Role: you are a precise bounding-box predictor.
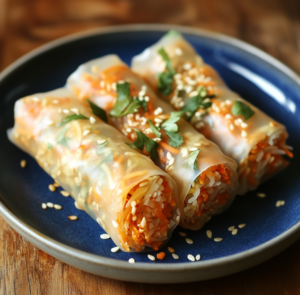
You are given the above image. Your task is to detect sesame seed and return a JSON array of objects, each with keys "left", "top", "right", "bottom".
[
  {"left": 46, "top": 120, "right": 54, "bottom": 126},
  {"left": 183, "top": 63, "right": 192, "bottom": 70},
  {"left": 228, "top": 226, "right": 235, "bottom": 231},
  {"left": 97, "top": 139, "right": 107, "bottom": 145},
  {"left": 189, "top": 147, "right": 198, "bottom": 151},
  {"left": 187, "top": 254, "right": 195, "bottom": 262},
  {"left": 172, "top": 253, "right": 179, "bottom": 260},
  {"left": 194, "top": 143, "right": 202, "bottom": 147},
  {"left": 83, "top": 130, "right": 90, "bottom": 136},
  {"left": 46, "top": 202, "right": 54, "bottom": 208},
  {"left": 68, "top": 215, "right": 78, "bottom": 220},
  {"left": 225, "top": 114, "right": 232, "bottom": 120},
  {"left": 139, "top": 181, "right": 149, "bottom": 187},
  {"left": 186, "top": 238, "right": 193, "bottom": 244},
  {"left": 100, "top": 81, "right": 105, "bottom": 88},
  {"left": 206, "top": 230, "right": 212, "bottom": 238},
  {"left": 48, "top": 184, "right": 56, "bottom": 192},
  {"left": 241, "top": 122, "right": 248, "bottom": 128},
  {"left": 52, "top": 100, "right": 59, "bottom": 104},
  {"left": 111, "top": 247, "right": 119, "bottom": 253},
  {"left": 131, "top": 201, "right": 136, "bottom": 207},
  {"left": 195, "top": 254, "right": 201, "bottom": 261},
  {"left": 238, "top": 224, "right": 246, "bottom": 228},
  {"left": 112, "top": 220, "right": 118, "bottom": 228},
  {"left": 179, "top": 232, "right": 187, "bottom": 237},
  {"left": 100, "top": 233, "right": 110, "bottom": 240},
  {"left": 269, "top": 121, "right": 276, "bottom": 127},
  {"left": 154, "top": 118, "right": 163, "bottom": 123},
  {"left": 166, "top": 152, "right": 172, "bottom": 160},
  {"left": 276, "top": 200, "right": 285, "bottom": 207},
  {"left": 20, "top": 160, "right": 27, "bottom": 168},
  {"left": 241, "top": 131, "right": 248, "bottom": 138},
  {"left": 128, "top": 258, "right": 135, "bottom": 264},
  {"left": 148, "top": 254, "right": 155, "bottom": 261},
  {"left": 42, "top": 203, "right": 47, "bottom": 209},
  {"left": 60, "top": 191, "right": 70, "bottom": 197},
  {"left": 168, "top": 247, "right": 175, "bottom": 253},
  {"left": 91, "top": 65, "right": 99, "bottom": 74},
  {"left": 63, "top": 109, "right": 70, "bottom": 114},
  {"left": 90, "top": 116, "right": 96, "bottom": 124},
  {"left": 154, "top": 107, "right": 163, "bottom": 115},
  {"left": 70, "top": 108, "right": 79, "bottom": 114},
  {"left": 257, "top": 193, "right": 266, "bottom": 198},
  {"left": 141, "top": 217, "right": 146, "bottom": 228},
  {"left": 175, "top": 48, "right": 183, "bottom": 56},
  {"left": 232, "top": 229, "right": 238, "bottom": 235},
  {"left": 54, "top": 204, "right": 62, "bottom": 210},
  {"left": 169, "top": 158, "right": 175, "bottom": 165},
  {"left": 229, "top": 124, "right": 234, "bottom": 131},
  {"left": 214, "top": 238, "right": 223, "bottom": 242}
]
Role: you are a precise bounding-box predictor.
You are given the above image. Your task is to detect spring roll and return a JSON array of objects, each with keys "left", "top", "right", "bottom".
[
  {"left": 132, "top": 31, "right": 293, "bottom": 195},
  {"left": 8, "top": 88, "right": 180, "bottom": 252},
  {"left": 67, "top": 55, "right": 238, "bottom": 230}
]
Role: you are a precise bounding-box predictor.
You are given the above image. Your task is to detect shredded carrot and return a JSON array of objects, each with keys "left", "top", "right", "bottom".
[
  {"left": 117, "top": 155, "right": 125, "bottom": 164},
  {"left": 159, "top": 142, "right": 179, "bottom": 154},
  {"left": 113, "top": 154, "right": 118, "bottom": 161},
  {"left": 284, "top": 148, "right": 293, "bottom": 158},
  {"left": 157, "top": 252, "right": 166, "bottom": 260}
]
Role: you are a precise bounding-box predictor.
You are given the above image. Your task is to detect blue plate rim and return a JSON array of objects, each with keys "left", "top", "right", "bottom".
[{"left": 1, "top": 23, "right": 300, "bottom": 282}]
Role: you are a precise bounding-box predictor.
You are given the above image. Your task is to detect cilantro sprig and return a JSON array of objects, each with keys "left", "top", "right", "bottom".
[
  {"left": 187, "top": 149, "right": 201, "bottom": 170},
  {"left": 148, "top": 119, "right": 161, "bottom": 138},
  {"left": 128, "top": 130, "right": 159, "bottom": 161},
  {"left": 58, "top": 114, "right": 88, "bottom": 126},
  {"left": 110, "top": 82, "right": 147, "bottom": 117},
  {"left": 231, "top": 100, "right": 255, "bottom": 120},
  {"left": 181, "top": 86, "right": 212, "bottom": 121},
  {"left": 87, "top": 100, "right": 108, "bottom": 123},
  {"left": 157, "top": 48, "right": 176, "bottom": 95}
]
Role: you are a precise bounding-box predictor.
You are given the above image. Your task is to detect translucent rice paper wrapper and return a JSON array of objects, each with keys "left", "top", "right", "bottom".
[
  {"left": 8, "top": 88, "right": 180, "bottom": 251},
  {"left": 67, "top": 55, "right": 239, "bottom": 230},
  {"left": 131, "top": 32, "right": 291, "bottom": 195}
]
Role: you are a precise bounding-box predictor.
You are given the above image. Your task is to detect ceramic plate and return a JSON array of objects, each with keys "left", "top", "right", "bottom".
[{"left": 0, "top": 24, "right": 300, "bottom": 284}]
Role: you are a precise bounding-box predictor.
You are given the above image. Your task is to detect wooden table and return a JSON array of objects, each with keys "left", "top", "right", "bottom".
[{"left": 1, "top": 0, "right": 300, "bottom": 293}]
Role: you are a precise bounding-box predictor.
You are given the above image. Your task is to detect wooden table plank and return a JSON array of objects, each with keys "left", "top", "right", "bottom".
[{"left": 1, "top": 0, "right": 300, "bottom": 293}]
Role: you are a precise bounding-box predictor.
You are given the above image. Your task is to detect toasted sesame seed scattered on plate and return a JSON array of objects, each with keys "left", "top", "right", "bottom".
[
  {"left": 276, "top": 200, "right": 285, "bottom": 207},
  {"left": 168, "top": 247, "right": 175, "bottom": 253},
  {"left": 257, "top": 193, "right": 266, "bottom": 198},
  {"left": 187, "top": 254, "right": 195, "bottom": 262},
  {"left": 148, "top": 255, "right": 155, "bottom": 261},
  {"left": 232, "top": 229, "right": 238, "bottom": 235},
  {"left": 111, "top": 247, "right": 119, "bottom": 253},
  {"left": 238, "top": 224, "right": 246, "bottom": 228},
  {"left": 54, "top": 204, "right": 62, "bottom": 210},
  {"left": 46, "top": 202, "right": 54, "bottom": 208},
  {"left": 172, "top": 253, "right": 179, "bottom": 260},
  {"left": 214, "top": 238, "right": 223, "bottom": 242},
  {"left": 128, "top": 258, "right": 135, "bottom": 264},
  {"left": 41, "top": 203, "right": 47, "bottom": 209},
  {"left": 60, "top": 191, "right": 70, "bottom": 197},
  {"left": 100, "top": 234, "right": 110, "bottom": 240},
  {"left": 206, "top": 230, "right": 212, "bottom": 238},
  {"left": 186, "top": 238, "right": 193, "bottom": 244},
  {"left": 196, "top": 254, "right": 201, "bottom": 261},
  {"left": 228, "top": 226, "right": 235, "bottom": 231},
  {"left": 20, "top": 160, "right": 27, "bottom": 168},
  {"left": 179, "top": 232, "right": 187, "bottom": 237},
  {"left": 48, "top": 184, "right": 56, "bottom": 192},
  {"left": 53, "top": 181, "right": 60, "bottom": 188},
  {"left": 68, "top": 215, "right": 78, "bottom": 221}
]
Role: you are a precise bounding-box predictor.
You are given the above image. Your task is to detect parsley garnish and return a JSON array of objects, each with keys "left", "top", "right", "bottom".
[
  {"left": 96, "top": 141, "right": 109, "bottom": 155},
  {"left": 86, "top": 100, "right": 108, "bottom": 123},
  {"left": 100, "top": 153, "right": 113, "bottom": 165},
  {"left": 58, "top": 114, "right": 88, "bottom": 126},
  {"left": 157, "top": 48, "right": 176, "bottom": 95},
  {"left": 57, "top": 127, "right": 70, "bottom": 148},
  {"left": 181, "top": 86, "right": 212, "bottom": 121},
  {"left": 161, "top": 111, "right": 183, "bottom": 132},
  {"left": 187, "top": 149, "right": 201, "bottom": 170},
  {"left": 148, "top": 119, "right": 161, "bottom": 138},
  {"left": 126, "top": 142, "right": 137, "bottom": 149},
  {"left": 131, "top": 130, "right": 159, "bottom": 161},
  {"left": 164, "top": 130, "right": 184, "bottom": 148},
  {"left": 110, "top": 82, "right": 147, "bottom": 117},
  {"left": 231, "top": 100, "right": 255, "bottom": 120}
]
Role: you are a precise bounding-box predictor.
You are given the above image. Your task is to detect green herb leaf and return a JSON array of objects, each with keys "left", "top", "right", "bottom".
[
  {"left": 187, "top": 149, "right": 201, "bottom": 170},
  {"left": 110, "top": 82, "right": 132, "bottom": 116},
  {"left": 57, "top": 127, "right": 70, "bottom": 148},
  {"left": 86, "top": 100, "right": 108, "bottom": 123},
  {"left": 231, "top": 100, "right": 255, "bottom": 120},
  {"left": 164, "top": 130, "right": 184, "bottom": 148},
  {"left": 181, "top": 86, "right": 212, "bottom": 121},
  {"left": 132, "top": 131, "right": 159, "bottom": 161},
  {"left": 101, "top": 153, "right": 113, "bottom": 165},
  {"left": 148, "top": 119, "right": 161, "bottom": 138},
  {"left": 110, "top": 82, "right": 147, "bottom": 116},
  {"left": 126, "top": 142, "right": 137, "bottom": 149},
  {"left": 48, "top": 143, "right": 53, "bottom": 150},
  {"left": 164, "top": 30, "right": 181, "bottom": 38},
  {"left": 157, "top": 48, "right": 176, "bottom": 95},
  {"left": 161, "top": 111, "right": 183, "bottom": 132},
  {"left": 58, "top": 114, "right": 88, "bottom": 126},
  {"left": 96, "top": 141, "right": 108, "bottom": 155}
]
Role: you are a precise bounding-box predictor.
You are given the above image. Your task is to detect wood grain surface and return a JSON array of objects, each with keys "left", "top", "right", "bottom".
[{"left": 0, "top": 0, "right": 300, "bottom": 294}]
